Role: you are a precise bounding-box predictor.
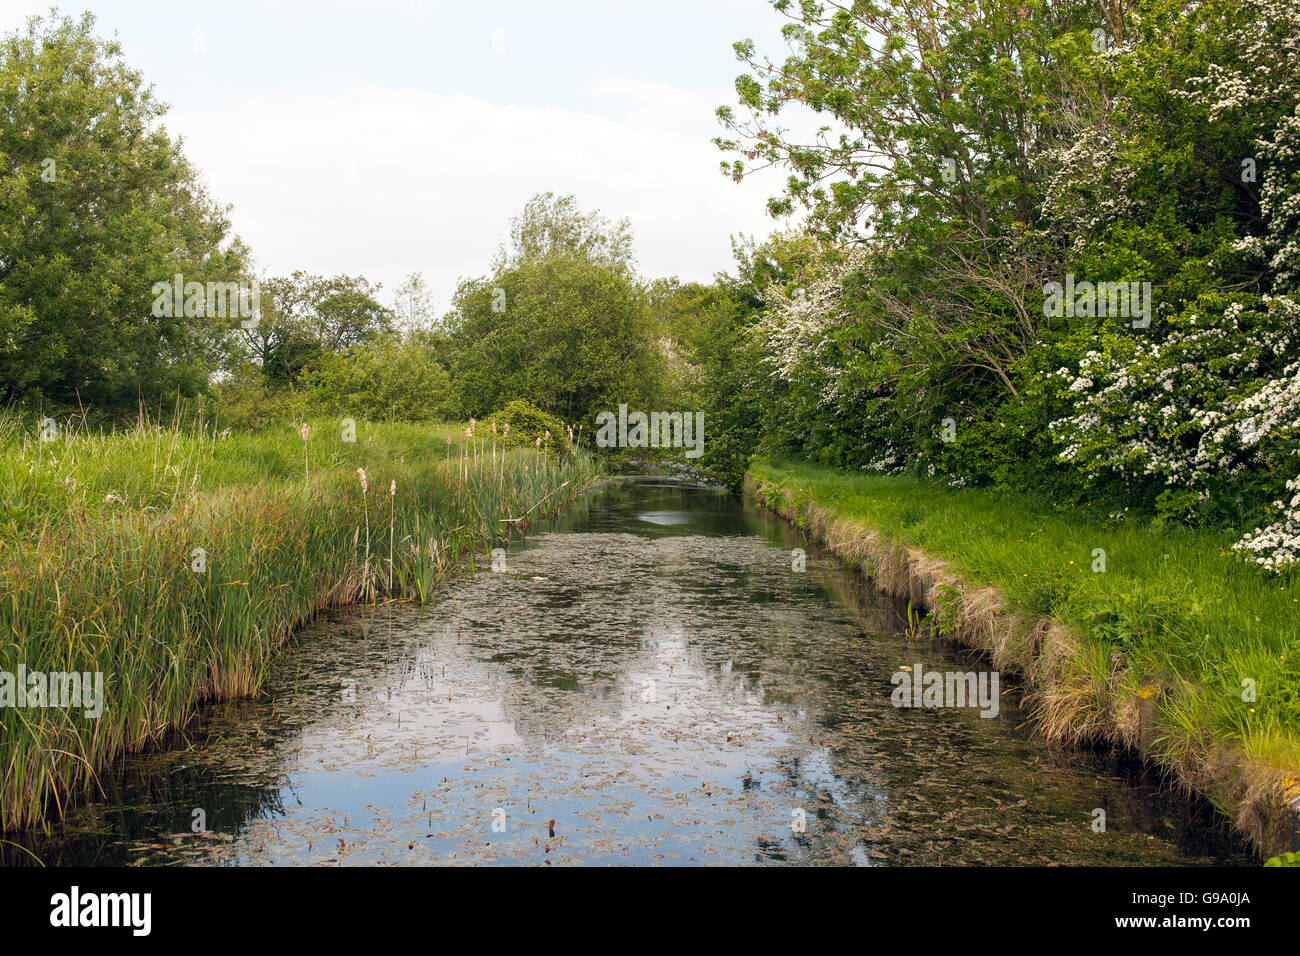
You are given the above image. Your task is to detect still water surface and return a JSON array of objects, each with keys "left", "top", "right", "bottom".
[{"left": 5, "top": 480, "right": 1249, "bottom": 866}]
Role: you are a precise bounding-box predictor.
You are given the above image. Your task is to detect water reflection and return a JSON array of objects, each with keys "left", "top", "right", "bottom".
[{"left": 2, "top": 479, "right": 1250, "bottom": 866}]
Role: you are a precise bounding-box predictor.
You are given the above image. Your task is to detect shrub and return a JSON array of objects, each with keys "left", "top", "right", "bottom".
[
  {"left": 300, "top": 336, "right": 454, "bottom": 422},
  {"left": 486, "top": 399, "right": 572, "bottom": 455}
]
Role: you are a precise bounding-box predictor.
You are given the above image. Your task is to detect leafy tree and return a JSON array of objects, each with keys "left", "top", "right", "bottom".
[
  {"left": 238, "top": 271, "right": 392, "bottom": 385},
  {"left": 491, "top": 192, "right": 635, "bottom": 273},
  {"left": 446, "top": 194, "right": 663, "bottom": 432},
  {"left": 671, "top": 231, "right": 823, "bottom": 487},
  {"left": 711, "top": 0, "right": 1103, "bottom": 485},
  {"left": 393, "top": 272, "right": 437, "bottom": 332},
  {"left": 301, "top": 333, "right": 453, "bottom": 422},
  {"left": 0, "top": 12, "right": 249, "bottom": 411}
]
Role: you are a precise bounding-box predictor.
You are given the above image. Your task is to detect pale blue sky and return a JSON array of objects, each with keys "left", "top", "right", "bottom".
[{"left": 4, "top": 0, "right": 803, "bottom": 311}]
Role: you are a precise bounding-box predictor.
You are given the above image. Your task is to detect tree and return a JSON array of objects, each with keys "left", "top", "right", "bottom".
[
  {"left": 0, "top": 12, "right": 249, "bottom": 411},
  {"left": 492, "top": 192, "right": 635, "bottom": 273},
  {"left": 237, "top": 271, "right": 392, "bottom": 385},
  {"left": 393, "top": 272, "right": 437, "bottom": 332},
  {"left": 301, "top": 333, "right": 454, "bottom": 422},
  {"left": 446, "top": 194, "right": 662, "bottom": 429}
]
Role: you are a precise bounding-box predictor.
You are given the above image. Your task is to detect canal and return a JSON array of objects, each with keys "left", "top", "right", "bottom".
[{"left": 2, "top": 479, "right": 1249, "bottom": 865}]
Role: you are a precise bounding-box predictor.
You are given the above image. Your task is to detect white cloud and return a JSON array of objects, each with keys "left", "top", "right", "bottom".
[{"left": 167, "top": 79, "right": 784, "bottom": 313}]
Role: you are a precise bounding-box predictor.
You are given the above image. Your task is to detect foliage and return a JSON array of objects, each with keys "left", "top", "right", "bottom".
[
  {"left": 238, "top": 271, "right": 393, "bottom": 386},
  {"left": 0, "top": 12, "right": 248, "bottom": 412},
  {"left": 300, "top": 333, "right": 453, "bottom": 422},
  {"left": 699, "top": 0, "right": 1300, "bottom": 573},
  {"left": 446, "top": 193, "right": 664, "bottom": 433},
  {"left": 752, "top": 458, "right": 1300, "bottom": 839},
  {"left": 0, "top": 411, "right": 599, "bottom": 830},
  {"left": 486, "top": 399, "right": 572, "bottom": 455}
]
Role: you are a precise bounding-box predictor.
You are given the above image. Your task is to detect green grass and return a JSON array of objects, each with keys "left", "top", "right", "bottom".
[
  {"left": 0, "top": 411, "right": 600, "bottom": 831},
  {"left": 751, "top": 458, "right": 1300, "bottom": 840}
]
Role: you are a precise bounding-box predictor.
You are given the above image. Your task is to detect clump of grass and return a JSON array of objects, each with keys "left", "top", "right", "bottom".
[{"left": 0, "top": 411, "right": 600, "bottom": 831}]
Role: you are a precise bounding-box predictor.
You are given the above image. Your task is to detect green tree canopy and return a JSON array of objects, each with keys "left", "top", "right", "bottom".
[
  {"left": 0, "top": 11, "right": 249, "bottom": 411},
  {"left": 239, "top": 271, "right": 392, "bottom": 386},
  {"left": 447, "top": 194, "right": 663, "bottom": 431}
]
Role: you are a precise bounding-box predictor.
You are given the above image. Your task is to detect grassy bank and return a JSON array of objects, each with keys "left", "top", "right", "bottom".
[
  {"left": 749, "top": 459, "right": 1300, "bottom": 857},
  {"left": 0, "top": 413, "right": 599, "bottom": 832}
]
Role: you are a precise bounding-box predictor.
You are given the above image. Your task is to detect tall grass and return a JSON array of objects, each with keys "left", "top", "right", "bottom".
[{"left": 0, "top": 411, "right": 599, "bottom": 831}]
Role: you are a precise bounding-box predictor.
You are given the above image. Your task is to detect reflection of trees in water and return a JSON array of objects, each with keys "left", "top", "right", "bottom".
[
  {"left": 459, "top": 529, "right": 874, "bottom": 743},
  {"left": 0, "top": 759, "right": 289, "bottom": 867}
]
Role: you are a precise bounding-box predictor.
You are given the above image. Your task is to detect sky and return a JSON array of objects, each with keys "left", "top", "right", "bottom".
[{"left": 2, "top": 0, "right": 803, "bottom": 313}]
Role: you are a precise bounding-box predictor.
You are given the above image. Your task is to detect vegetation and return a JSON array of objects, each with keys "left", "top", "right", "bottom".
[
  {"left": 0, "top": 12, "right": 251, "bottom": 410},
  {"left": 443, "top": 193, "right": 666, "bottom": 428},
  {"left": 696, "top": 0, "right": 1300, "bottom": 577},
  {"left": 0, "top": 411, "right": 598, "bottom": 830},
  {"left": 751, "top": 459, "right": 1300, "bottom": 851},
  {"left": 5, "top": 0, "right": 1300, "bottom": 856},
  {"left": 686, "top": 0, "right": 1300, "bottom": 852},
  {"left": 486, "top": 399, "right": 573, "bottom": 455}
]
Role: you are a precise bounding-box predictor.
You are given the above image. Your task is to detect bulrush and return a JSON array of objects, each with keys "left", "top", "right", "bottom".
[
  {"left": 0, "top": 414, "right": 599, "bottom": 831},
  {"left": 299, "top": 422, "right": 312, "bottom": 478},
  {"left": 357, "top": 467, "right": 370, "bottom": 595}
]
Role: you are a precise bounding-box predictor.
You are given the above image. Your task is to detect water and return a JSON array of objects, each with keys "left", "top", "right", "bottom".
[{"left": 3, "top": 479, "right": 1250, "bottom": 866}]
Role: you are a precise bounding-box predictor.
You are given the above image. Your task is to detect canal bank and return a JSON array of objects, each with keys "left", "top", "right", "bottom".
[{"left": 746, "top": 462, "right": 1300, "bottom": 860}]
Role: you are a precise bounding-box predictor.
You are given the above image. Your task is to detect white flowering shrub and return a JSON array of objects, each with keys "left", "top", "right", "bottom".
[
  {"left": 1051, "top": 295, "right": 1300, "bottom": 556},
  {"left": 1180, "top": 0, "right": 1300, "bottom": 292},
  {"left": 1236, "top": 478, "right": 1300, "bottom": 572},
  {"left": 1041, "top": 0, "right": 1300, "bottom": 571},
  {"left": 715, "top": 0, "right": 1300, "bottom": 573},
  {"left": 756, "top": 244, "right": 870, "bottom": 410}
]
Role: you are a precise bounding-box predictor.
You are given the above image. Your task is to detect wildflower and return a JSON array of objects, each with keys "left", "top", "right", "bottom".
[
  {"left": 357, "top": 468, "right": 368, "bottom": 494},
  {"left": 389, "top": 479, "right": 396, "bottom": 497}
]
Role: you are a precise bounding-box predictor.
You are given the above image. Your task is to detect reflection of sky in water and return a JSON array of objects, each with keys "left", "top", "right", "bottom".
[
  {"left": 4, "top": 481, "right": 1250, "bottom": 867},
  {"left": 636, "top": 511, "right": 696, "bottom": 526}
]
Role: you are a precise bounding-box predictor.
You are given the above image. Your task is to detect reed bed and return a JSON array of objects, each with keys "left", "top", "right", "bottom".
[{"left": 0, "top": 412, "right": 599, "bottom": 831}]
